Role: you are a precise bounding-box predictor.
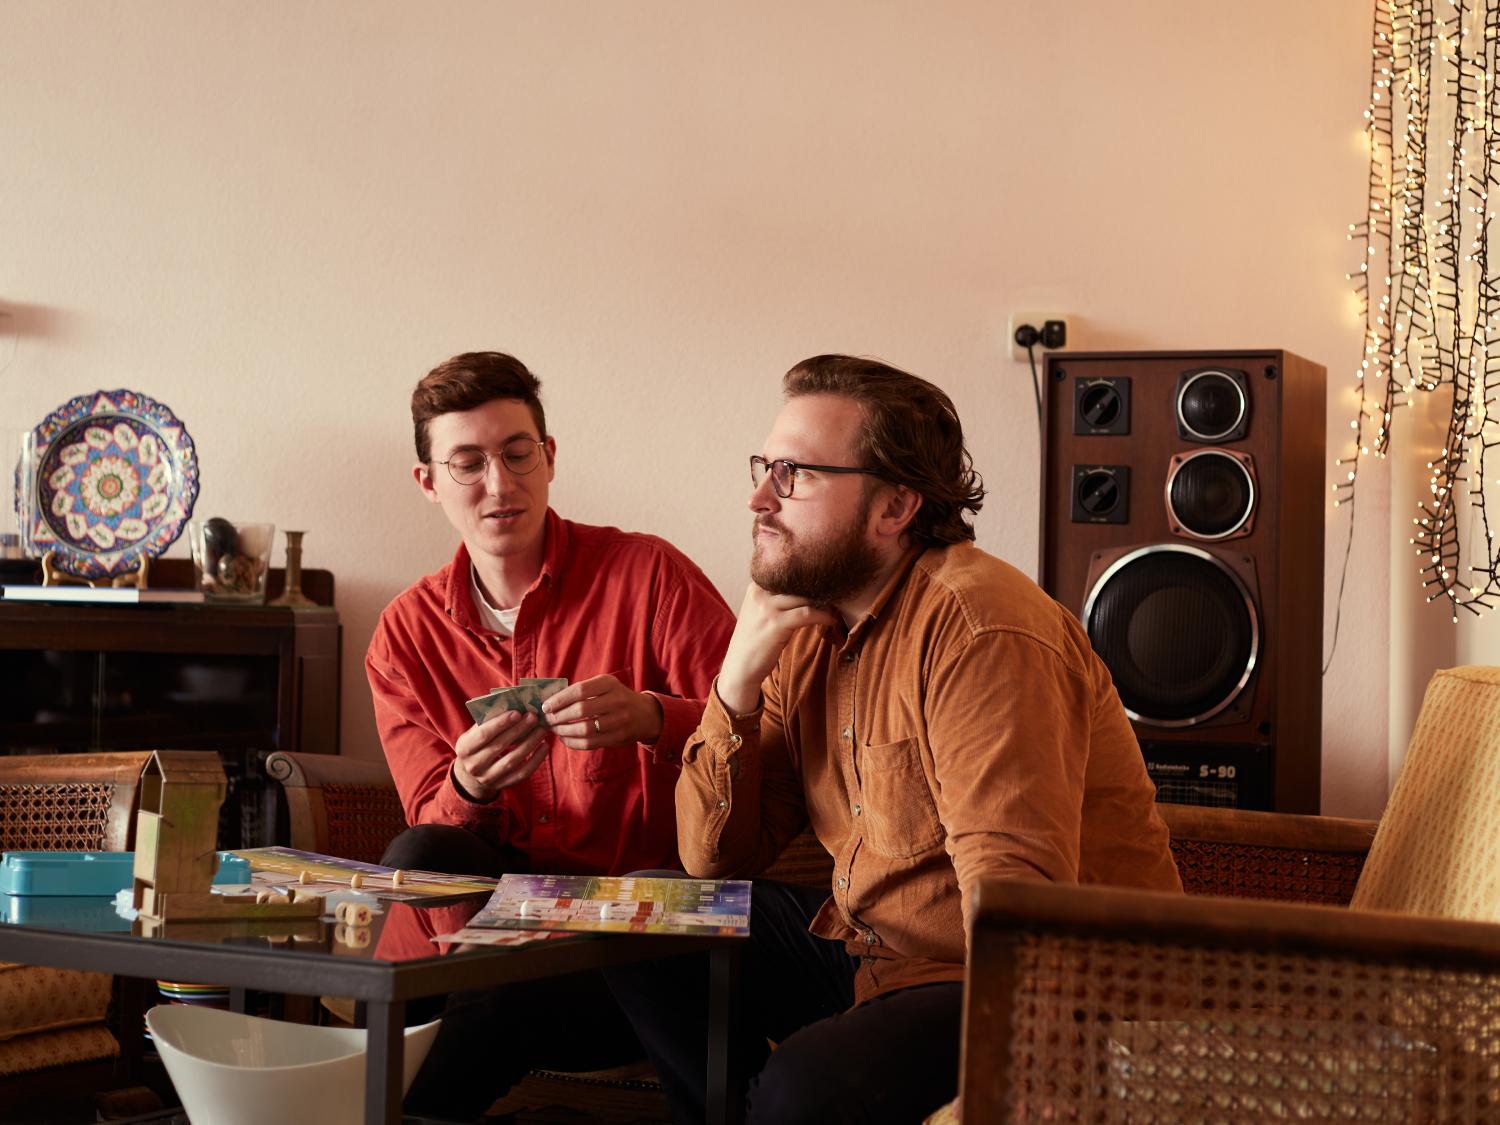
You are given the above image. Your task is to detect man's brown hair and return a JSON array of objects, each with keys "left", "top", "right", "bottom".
[
  {"left": 783, "top": 354, "right": 985, "bottom": 547},
  {"left": 411, "top": 351, "right": 547, "bottom": 463}
]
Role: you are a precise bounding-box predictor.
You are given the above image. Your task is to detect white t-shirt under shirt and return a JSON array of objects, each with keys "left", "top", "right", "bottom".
[{"left": 469, "top": 565, "right": 520, "bottom": 637}]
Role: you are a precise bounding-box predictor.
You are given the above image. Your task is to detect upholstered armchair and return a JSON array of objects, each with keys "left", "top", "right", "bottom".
[
  {"left": 0, "top": 751, "right": 153, "bottom": 1108},
  {"left": 957, "top": 665, "right": 1500, "bottom": 1123}
]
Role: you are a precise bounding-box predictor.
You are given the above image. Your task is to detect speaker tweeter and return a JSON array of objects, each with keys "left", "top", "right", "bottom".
[{"left": 1176, "top": 368, "right": 1249, "bottom": 443}]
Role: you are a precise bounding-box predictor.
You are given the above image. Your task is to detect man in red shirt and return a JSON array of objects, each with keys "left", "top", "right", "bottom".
[{"left": 365, "top": 351, "right": 734, "bottom": 1119}]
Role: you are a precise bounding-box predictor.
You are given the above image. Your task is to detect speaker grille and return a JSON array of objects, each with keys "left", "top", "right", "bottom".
[
  {"left": 1167, "top": 450, "right": 1255, "bottom": 539},
  {"left": 1084, "top": 546, "right": 1259, "bottom": 726},
  {"left": 1177, "top": 369, "right": 1248, "bottom": 441}
]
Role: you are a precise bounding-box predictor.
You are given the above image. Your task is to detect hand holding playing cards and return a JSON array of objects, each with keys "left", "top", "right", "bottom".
[
  {"left": 452, "top": 709, "right": 549, "bottom": 802},
  {"left": 716, "top": 584, "right": 839, "bottom": 716},
  {"left": 543, "top": 675, "right": 664, "bottom": 749}
]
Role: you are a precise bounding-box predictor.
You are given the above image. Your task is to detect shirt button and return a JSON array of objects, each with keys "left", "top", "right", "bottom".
[
  {"left": 841, "top": 727, "right": 852, "bottom": 741},
  {"left": 729, "top": 734, "right": 743, "bottom": 747},
  {"left": 843, "top": 651, "right": 856, "bottom": 664},
  {"left": 864, "top": 934, "right": 877, "bottom": 945},
  {"left": 717, "top": 799, "right": 728, "bottom": 809},
  {"left": 853, "top": 804, "right": 862, "bottom": 816},
  {"left": 836, "top": 876, "right": 847, "bottom": 889},
  {"left": 538, "top": 814, "right": 549, "bottom": 824}
]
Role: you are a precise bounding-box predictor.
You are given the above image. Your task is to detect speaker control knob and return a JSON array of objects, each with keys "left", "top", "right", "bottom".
[
  {"left": 1080, "top": 384, "right": 1122, "bottom": 428},
  {"left": 1078, "top": 470, "right": 1121, "bottom": 516}
]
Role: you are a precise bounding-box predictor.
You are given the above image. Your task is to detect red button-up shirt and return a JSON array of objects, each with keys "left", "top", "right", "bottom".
[{"left": 366, "top": 510, "right": 735, "bottom": 876}]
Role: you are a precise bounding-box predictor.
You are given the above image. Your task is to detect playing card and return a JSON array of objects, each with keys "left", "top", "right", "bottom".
[
  {"left": 465, "top": 679, "right": 569, "bottom": 726},
  {"left": 464, "top": 686, "right": 519, "bottom": 725}
]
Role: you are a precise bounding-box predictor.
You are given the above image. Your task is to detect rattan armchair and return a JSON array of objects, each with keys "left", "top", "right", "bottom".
[
  {"left": 956, "top": 665, "right": 1500, "bottom": 1123},
  {"left": 0, "top": 750, "right": 153, "bottom": 1108},
  {"left": 265, "top": 750, "right": 408, "bottom": 864}
]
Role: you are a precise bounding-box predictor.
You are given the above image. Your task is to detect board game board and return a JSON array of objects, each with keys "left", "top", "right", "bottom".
[
  {"left": 231, "top": 846, "right": 496, "bottom": 901},
  {"left": 467, "top": 873, "right": 751, "bottom": 937}
]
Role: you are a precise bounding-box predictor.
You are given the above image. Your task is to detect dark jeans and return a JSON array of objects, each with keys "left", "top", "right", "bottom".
[
  {"left": 604, "top": 880, "right": 963, "bottom": 1125},
  {"left": 380, "top": 825, "right": 647, "bottom": 1122}
]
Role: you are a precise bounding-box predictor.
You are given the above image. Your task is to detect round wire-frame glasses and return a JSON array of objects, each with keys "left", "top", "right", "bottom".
[{"left": 435, "top": 439, "right": 547, "bottom": 486}]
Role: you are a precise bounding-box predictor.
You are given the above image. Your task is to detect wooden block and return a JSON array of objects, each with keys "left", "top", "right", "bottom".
[{"left": 141, "top": 891, "right": 324, "bottom": 921}]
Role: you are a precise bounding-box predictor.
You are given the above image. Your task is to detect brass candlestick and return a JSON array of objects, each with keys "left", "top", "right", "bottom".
[{"left": 269, "top": 530, "right": 316, "bottom": 608}]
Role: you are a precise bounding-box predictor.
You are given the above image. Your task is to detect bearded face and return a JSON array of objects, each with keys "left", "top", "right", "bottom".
[{"left": 751, "top": 487, "right": 882, "bottom": 605}]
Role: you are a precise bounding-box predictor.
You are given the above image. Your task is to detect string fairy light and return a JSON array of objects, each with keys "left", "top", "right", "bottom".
[{"left": 1338, "top": 0, "right": 1500, "bottom": 623}]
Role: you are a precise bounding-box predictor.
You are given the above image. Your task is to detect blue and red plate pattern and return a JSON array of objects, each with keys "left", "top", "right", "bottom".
[{"left": 22, "top": 389, "right": 200, "bottom": 580}]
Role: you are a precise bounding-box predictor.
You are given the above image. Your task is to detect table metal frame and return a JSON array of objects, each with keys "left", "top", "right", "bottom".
[{"left": 0, "top": 920, "right": 742, "bottom": 1124}]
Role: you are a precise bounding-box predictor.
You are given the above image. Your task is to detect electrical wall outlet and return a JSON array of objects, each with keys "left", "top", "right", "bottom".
[{"left": 1009, "top": 310, "right": 1068, "bottom": 362}]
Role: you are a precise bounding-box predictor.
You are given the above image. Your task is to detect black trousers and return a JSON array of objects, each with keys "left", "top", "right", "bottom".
[
  {"left": 380, "top": 825, "right": 646, "bottom": 1122},
  {"left": 604, "top": 880, "right": 963, "bottom": 1125}
]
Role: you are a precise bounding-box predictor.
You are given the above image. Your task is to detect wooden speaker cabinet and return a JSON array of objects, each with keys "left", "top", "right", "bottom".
[{"left": 1040, "top": 350, "right": 1326, "bottom": 813}]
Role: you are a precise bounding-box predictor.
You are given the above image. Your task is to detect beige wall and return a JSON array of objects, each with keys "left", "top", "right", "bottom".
[{"left": 1, "top": 1, "right": 1395, "bottom": 815}]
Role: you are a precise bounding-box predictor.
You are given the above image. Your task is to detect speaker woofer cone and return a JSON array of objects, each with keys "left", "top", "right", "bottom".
[
  {"left": 1177, "top": 369, "right": 1247, "bottom": 441},
  {"left": 1167, "top": 450, "right": 1255, "bottom": 539},
  {"left": 1083, "top": 545, "right": 1259, "bottom": 727}
]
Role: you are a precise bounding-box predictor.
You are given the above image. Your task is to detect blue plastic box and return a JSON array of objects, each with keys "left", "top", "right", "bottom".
[{"left": 0, "top": 851, "right": 251, "bottom": 897}]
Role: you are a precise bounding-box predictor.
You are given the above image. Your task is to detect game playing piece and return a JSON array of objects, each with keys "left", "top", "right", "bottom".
[
  {"left": 391, "top": 869, "right": 405, "bottom": 887},
  {"left": 349, "top": 873, "right": 363, "bottom": 889}
]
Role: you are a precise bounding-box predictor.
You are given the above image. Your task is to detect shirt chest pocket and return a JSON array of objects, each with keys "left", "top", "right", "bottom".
[{"left": 856, "top": 737, "right": 943, "bottom": 859}]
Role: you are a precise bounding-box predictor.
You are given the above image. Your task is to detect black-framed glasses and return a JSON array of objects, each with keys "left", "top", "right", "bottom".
[
  {"left": 749, "top": 455, "right": 882, "bottom": 499},
  {"left": 435, "top": 439, "right": 547, "bottom": 485}
]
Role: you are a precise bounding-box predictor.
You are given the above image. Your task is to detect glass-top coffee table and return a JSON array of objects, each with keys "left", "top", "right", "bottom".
[{"left": 0, "top": 894, "right": 743, "bottom": 1125}]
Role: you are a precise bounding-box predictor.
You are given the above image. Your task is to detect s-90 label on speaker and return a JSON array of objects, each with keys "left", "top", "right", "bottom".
[
  {"left": 1071, "top": 464, "right": 1130, "bottom": 523},
  {"left": 1073, "top": 377, "right": 1131, "bottom": 435}
]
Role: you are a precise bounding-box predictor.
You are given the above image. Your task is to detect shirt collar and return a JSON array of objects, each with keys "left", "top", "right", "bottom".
[
  {"left": 443, "top": 508, "right": 567, "bottom": 632},
  {"left": 838, "top": 544, "right": 926, "bottom": 647}
]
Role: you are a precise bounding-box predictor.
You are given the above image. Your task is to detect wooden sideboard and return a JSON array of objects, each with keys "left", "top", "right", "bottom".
[{"left": 0, "top": 562, "right": 340, "bottom": 847}]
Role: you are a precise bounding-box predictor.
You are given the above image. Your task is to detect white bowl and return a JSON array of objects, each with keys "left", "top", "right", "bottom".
[{"left": 145, "top": 1004, "right": 440, "bottom": 1125}]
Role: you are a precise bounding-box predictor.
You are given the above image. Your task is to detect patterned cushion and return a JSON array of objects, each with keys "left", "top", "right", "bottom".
[
  {"left": 0, "top": 962, "right": 112, "bottom": 1041},
  {"left": 0, "top": 1024, "right": 118, "bottom": 1077},
  {"left": 1351, "top": 665, "right": 1500, "bottom": 920},
  {"left": 923, "top": 1096, "right": 960, "bottom": 1124}
]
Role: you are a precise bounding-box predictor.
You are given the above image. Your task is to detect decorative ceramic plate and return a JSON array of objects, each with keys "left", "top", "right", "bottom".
[{"left": 22, "top": 389, "right": 200, "bottom": 580}]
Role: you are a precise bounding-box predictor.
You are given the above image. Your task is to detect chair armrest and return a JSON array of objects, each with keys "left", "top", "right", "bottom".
[
  {"left": 266, "top": 750, "right": 395, "bottom": 789},
  {"left": 1159, "top": 804, "right": 1377, "bottom": 852},
  {"left": 1160, "top": 804, "right": 1378, "bottom": 905},
  {"left": 961, "top": 878, "right": 1500, "bottom": 1122},
  {"left": 265, "top": 752, "right": 405, "bottom": 863}
]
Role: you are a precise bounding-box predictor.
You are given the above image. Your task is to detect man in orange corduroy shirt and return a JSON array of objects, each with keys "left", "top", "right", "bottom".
[
  {"left": 607, "top": 354, "right": 1180, "bottom": 1125},
  {"left": 366, "top": 350, "right": 734, "bottom": 1119}
]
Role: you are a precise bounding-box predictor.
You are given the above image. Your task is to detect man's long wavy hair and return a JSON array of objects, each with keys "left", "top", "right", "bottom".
[{"left": 783, "top": 354, "right": 985, "bottom": 547}]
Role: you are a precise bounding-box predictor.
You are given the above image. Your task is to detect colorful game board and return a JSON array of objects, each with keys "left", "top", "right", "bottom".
[
  {"left": 231, "top": 847, "right": 496, "bottom": 901},
  {"left": 468, "top": 873, "right": 751, "bottom": 937}
]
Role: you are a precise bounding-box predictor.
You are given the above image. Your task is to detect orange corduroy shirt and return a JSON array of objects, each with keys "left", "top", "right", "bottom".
[{"left": 677, "top": 541, "right": 1182, "bottom": 1004}]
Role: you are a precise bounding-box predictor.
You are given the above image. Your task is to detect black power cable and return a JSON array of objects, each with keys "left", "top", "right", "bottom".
[{"left": 1014, "top": 323, "right": 1044, "bottom": 434}]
